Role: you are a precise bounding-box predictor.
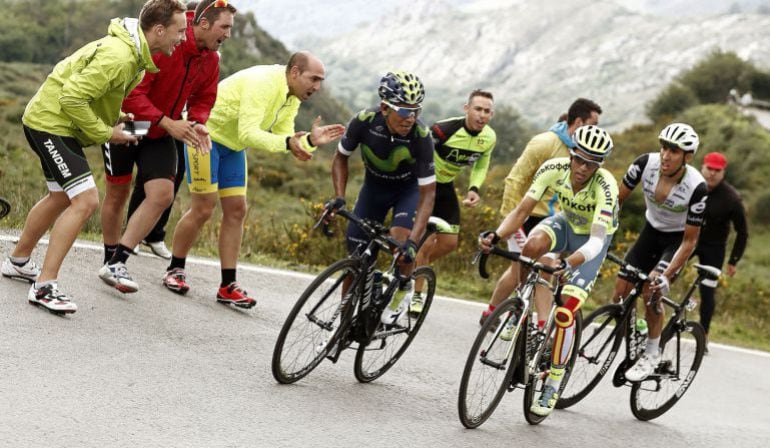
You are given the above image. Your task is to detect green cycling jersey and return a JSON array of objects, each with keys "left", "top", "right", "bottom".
[{"left": 526, "top": 157, "right": 619, "bottom": 235}]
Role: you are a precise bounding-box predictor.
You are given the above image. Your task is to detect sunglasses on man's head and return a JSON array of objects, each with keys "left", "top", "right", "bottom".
[
  {"left": 196, "top": 0, "right": 228, "bottom": 22},
  {"left": 383, "top": 101, "right": 421, "bottom": 119}
]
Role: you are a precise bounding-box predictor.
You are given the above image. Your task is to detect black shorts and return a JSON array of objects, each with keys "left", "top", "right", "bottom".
[
  {"left": 23, "top": 124, "right": 96, "bottom": 199},
  {"left": 102, "top": 135, "right": 178, "bottom": 185},
  {"left": 692, "top": 242, "right": 726, "bottom": 288},
  {"left": 620, "top": 221, "right": 683, "bottom": 280},
  {"left": 432, "top": 181, "right": 460, "bottom": 234}
]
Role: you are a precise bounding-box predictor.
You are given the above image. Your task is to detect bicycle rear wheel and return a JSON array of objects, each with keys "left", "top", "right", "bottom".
[
  {"left": 523, "top": 311, "right": 583, "bottom": 425},
  {"left": 629, "top": 320, "right": 705, "bottom": 421},
  {"left": 457, "top": 297, "right": 524, "bottom": 428},
  {"left": 272, "top": 258, "right": 360, "bottom": 384},
  {"left": 557, "top": 304, "right": 623, "bottom": 409},
  {"left": 353, "top": 266, "right": 436, "bottom": 383}
]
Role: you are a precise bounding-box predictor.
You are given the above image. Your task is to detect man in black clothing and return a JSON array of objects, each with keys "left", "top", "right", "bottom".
[{"left": 694, "top": 152, "right": 748, "bottom": 350}]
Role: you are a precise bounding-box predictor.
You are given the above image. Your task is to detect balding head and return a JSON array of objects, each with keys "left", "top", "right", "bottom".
[{"left": 286, "top": 51, "right": 326, "bottom": 101}]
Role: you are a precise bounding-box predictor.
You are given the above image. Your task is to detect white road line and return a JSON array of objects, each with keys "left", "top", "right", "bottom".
[{"left": 2, "top": 232, "right": 768, "bottom": 358}]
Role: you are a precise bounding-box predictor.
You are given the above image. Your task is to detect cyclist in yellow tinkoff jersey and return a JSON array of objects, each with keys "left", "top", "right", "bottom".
[{"left": 480, "top": 125, "right": 618, "bottom": 417}]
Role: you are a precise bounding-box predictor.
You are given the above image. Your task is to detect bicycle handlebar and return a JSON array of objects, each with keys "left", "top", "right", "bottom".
[
  {"left": 604, "top": 252, "right": 649, "bottom": 282},
  {"left": 474, "top": 246, "right": 558, "bottom": 280}
]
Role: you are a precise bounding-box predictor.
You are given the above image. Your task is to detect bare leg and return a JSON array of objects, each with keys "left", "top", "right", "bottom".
[
  {"left": 218, "top": 195, "right": 247, "bottom": 270},
  {"left": 120, "top": 178, "right": 174, "bottom": 248},
  {"left": 169, "top": 192, "right": 217, "bottom": 259},
  {"left": 12, "top": 191, "right": 70, "bottom": 258},
  {"left": 100, "top": 182, "right": 131, "bottom": 246}
]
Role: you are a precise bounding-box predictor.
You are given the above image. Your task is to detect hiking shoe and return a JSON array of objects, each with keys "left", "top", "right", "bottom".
[
  {"left": 143, "top": 239, "right": 172, "bottom": 259},
  {"left": 530, "top": 384, "right": 559, "bottom": 416},
  {"left": 625, "top": 351, "right": 660, "bottom": 382},
  {"left": 381, "top": 279, "right": 413, "bottom": 325},
  {"left": 98, "top": 262, "right": 139, "bottom": 293},
  {"left": 408, "top": 292, "right": 424, "bottom": 317},
  {"left": 28, "top": 282, "right": 77, "bottom": 314},
  {"left": 217, "top": 282, "right": 257, "bottom": 308},
  {"left": 2, "top": 256, "right": 40, "bottom": 283},
  {"left": 162, "top": 268, "right": 189, "bottom": 295}
]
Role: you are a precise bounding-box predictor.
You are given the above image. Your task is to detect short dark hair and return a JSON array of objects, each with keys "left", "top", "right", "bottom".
[
  {"left": 186, "top": 1, "right": 199, "bottom": 10},
  {"left": 468, "top": 89, "right": 494, "bottom": 103},
  {"left": 139, "top": 0, "right": 186, "bottom": 32},
  {"left": 286, "top": 51, "right": 311, "bottom": 74},
  {"left": 193, "top": 0, "right": 237, "bottom": 25},
  {"left": 567, "top": 98, "right": 602, "bottom": 125}
]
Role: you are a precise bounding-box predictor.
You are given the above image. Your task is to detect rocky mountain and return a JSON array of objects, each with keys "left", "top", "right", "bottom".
[{"left": 247, "top": 0, "right": 770, "bottom": 129}]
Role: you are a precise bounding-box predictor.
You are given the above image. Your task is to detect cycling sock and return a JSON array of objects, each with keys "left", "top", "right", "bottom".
[
  {"left": 109, "top": 244, "right": 132, "bottom": 265},
  {"left": 646, "top": 337, "right": 660, "bottom": 355},
  {"left": 104, "top": 244, "right": 118, "bottom": 265},
  {"left": 168, "top": 256, "right": 186, "bottom": 271},
  {"left": 10, "top": 255, "right": 30, "bottom": 266},
  {"left": 546, "top": 365, "right": 565, "bottom": 389},
  {"left": 221, "top": 268, "right": 236, "bottom": 287}
]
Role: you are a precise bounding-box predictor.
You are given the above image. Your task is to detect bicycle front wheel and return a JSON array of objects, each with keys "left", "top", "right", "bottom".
[
  {"left": 457, "top": 297, "right": 523, "bottom": 429},
  {"left": 271, "top": 258, "right": 360, "bottom": 384},
  {"left": 523, "top": 311, "right": 583, "bottom": 425},
  {"left": 630, "top": 320, "right": 706, "bottom": 421},
  {"left": 557, "top": 304, "right": 623, "bottom": 409},
  {"left": 353, "top": 266, "right": 436, "bottom": 383}
]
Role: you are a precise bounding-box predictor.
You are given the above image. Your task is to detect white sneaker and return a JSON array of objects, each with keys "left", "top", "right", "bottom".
[
  {"left": 143, "top": 240, "right": 171, "bottom": 259},
  {"left": 380, "top": 279, "right": 413, "bottom": 325},
  {"left": 98, "top": 262, "right": 139, "bottom": 293},
  {"left": 625, "top": 351, "right": 660, "bottom": 382},
  {"left": 28, "top": 282, "right": 77, "bottom": 314},
  {"left": 2, "top": 257, "right": 40, "bottom": 283}
]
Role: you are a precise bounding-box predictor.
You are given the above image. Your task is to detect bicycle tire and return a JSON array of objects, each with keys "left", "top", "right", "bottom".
[
  {"left": 523, "top": 310, "right": 583, "bottom": 425},
  {"left": 272, "top": 258, "right": 361, "bottom": 384},
  {"left": 0, "top": 197, "right": 9, "bottom": 221},
  {"left": 556, "top": 304, "right": 623, "bottom": 409},
  {"left": 457, "top": 297, "right": 523, "bottom": 428},
  {"left": 629, "top": 320, "right": 706, "bottom": 421},
  {"left": 353, "top": 266, "right": 436, "bottom": 383}
]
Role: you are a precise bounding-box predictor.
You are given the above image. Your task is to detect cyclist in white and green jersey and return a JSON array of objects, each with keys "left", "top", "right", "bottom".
[
  {"left": 480, "top": 125, "right": 618, "bottom": 417},
  {"left": 411, "top": 89, "right": 496, "bottom": 315}
]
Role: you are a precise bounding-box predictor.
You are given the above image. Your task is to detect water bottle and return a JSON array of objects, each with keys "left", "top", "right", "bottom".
[
  {"left": 372, "top": 270, "right": 383, "bottom": 303},
  {"left": 636, "top": 318, "right": 648, "bottom": 336}
]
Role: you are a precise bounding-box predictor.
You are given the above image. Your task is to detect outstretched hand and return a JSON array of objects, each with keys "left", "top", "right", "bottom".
[
  {"left": 288, "top": 131, "right": 312, "bottom": 161},
  {"left": 309, "top": 116, "right": 346, "bottom": 146}
]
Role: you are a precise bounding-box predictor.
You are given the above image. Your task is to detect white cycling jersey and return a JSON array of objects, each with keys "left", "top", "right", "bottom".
[{"left": 622, "top": 153, "right": 708, "bottom": 232}]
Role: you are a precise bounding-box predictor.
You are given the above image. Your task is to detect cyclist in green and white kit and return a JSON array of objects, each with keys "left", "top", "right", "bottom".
[{"left": 411, "top": 89, "right": 496, "bottom": 315}]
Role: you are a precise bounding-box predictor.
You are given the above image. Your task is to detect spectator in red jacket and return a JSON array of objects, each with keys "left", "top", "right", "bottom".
[{"left": 97, "top": 0, "right": 237, "bottom": 294}]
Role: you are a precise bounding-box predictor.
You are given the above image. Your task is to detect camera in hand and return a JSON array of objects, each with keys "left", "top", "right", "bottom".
[{"left": 123, "top": 120, "right": 151, "bottom": 136}]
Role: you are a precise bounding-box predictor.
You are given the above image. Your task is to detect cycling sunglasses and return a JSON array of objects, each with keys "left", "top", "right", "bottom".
[
  {"left": 570, "top": 150, "right": 603, "bottom": 168},
  {"left": 383, "top": 101, "right": 422, "bottom": 119},
  {"left": 196, "top": 0, "right": 228, "bottom": 22}
]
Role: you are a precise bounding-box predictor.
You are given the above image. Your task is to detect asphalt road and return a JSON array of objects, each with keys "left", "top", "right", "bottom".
[{"left": 1, "top": 233, "right": 769, "bottom": 448}]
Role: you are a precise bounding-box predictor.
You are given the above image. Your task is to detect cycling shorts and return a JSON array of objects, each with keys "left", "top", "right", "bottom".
[
  {"left": 346, "top": 180, "right": 419, "bottom": 253},
  {"left": 23, "top": 125, "right": 95, "bottom": 199},
  {"left": 431, "top": 181, "right": 460, "bottom": 234},
  {"left": 620, "top": 221, "right": 683, "bottom": 281},
  {"left": 102, "top": 135, "right": 177, "bottom": 185},
  {"left": 185, "top": 140, "right": 247, "bottom": 197},
  {"left": 534, "top": 213, "right": 612, "bottom": 302}
]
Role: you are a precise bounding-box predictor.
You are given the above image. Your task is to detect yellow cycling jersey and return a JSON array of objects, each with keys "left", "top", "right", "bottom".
[{"left": 526, "top": 157, "right": 619, "bottom": 235}]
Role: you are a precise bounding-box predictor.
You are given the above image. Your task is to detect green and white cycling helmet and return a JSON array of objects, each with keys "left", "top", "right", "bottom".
[
  {"left": 570, "top": 125, "right": 614, "bottom": 161},
  {"left": 378, "top": 70, "right": 425, "bottom": 105},
  {"left": 659, "top": 123, "right": 699, "bottom": 154}
]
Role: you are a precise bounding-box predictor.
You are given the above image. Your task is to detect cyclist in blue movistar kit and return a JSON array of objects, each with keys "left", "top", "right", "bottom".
[{"left": 328, "top": 71, "right": 436, "bottom": 325}]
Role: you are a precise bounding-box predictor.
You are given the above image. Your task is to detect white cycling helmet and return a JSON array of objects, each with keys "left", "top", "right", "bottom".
[
  {"left": 570, "top": 125, "right": 614, "bottom": 161},
  {"left": 659, "top": 123, "right": 699, "bottom": 154}
]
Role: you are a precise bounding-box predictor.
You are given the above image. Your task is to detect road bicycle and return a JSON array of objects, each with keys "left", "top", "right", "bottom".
[
  {"left": 458, "top": 246, "right": 582, "bottom": 427},
  {"left": 557, "top": 253, "right": 715, "bottom": 420},
  {"left": 272, "top": 206, "right": 447, "bottom": 384}
]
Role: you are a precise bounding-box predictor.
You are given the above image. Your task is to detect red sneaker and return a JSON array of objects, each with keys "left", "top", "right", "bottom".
[
  {"left": 216, "top": 282, "right": 257, "bottom": 308},
  {"left": 163, "top": 268, "right": 190, "bottom": 295}
]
